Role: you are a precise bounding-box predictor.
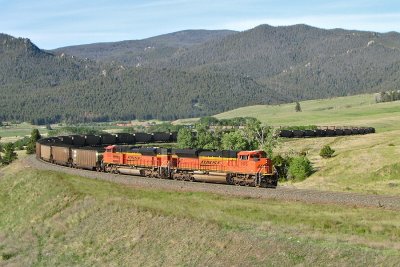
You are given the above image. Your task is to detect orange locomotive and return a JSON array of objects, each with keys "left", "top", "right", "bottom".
[{"left": 103, "top": 146, "right": 277, "bottom": 187}]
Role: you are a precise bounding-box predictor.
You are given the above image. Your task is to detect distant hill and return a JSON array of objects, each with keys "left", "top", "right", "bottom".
[
  {"left": 0, "top": 32, "right": 285, "bottom": 124},
  {"left": 2, "top": 24, "right": 400, "bottom": 124},
  {"left": 149, "top": 24, "right": 400, "bottom": 100},
  {"left": 51, "top": 30, "right": 237, "bottom": 66},
  {"left": 54, "top": 24, "right": 400, "bottom": 101}
]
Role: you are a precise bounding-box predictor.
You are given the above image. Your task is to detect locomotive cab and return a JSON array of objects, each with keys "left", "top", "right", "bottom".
[
  {"left": 105, "top": 145, "right": 116, "bottom": 153},
  {"left": 237, "top": 151, "right": 272, "bottom": 175},
  {"left": 103, "top": 145, "right": 123, "bottom": 165}
]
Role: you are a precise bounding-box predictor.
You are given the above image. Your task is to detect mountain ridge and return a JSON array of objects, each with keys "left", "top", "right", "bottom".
[{"left": 1, "top": 24, "right": 400, "bottom": 124}]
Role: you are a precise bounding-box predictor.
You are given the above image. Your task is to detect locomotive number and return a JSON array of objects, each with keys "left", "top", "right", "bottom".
[{"left": 200, "top": 160, "right": 220, "bottom": 165}]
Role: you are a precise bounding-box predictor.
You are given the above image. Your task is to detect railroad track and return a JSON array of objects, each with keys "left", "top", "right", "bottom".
[{"left": 25, "top": 155, "right": 400, "bottom": 211}]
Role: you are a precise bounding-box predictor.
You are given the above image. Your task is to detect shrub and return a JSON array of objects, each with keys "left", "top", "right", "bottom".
[
  {"left": 272, "top": 155, "right": 291, "bottom": 180},
  {"left": 1, "top": 143, "right": 17, "bottom": 165},
  {"left": 287, "top": 156, "right": 313, "bottom": 181},
  {"left": 320, "top": 145, "right": 335, "bottom": 158}
]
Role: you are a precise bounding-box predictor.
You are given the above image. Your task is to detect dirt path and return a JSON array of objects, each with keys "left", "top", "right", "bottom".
[{"left": 24, "top": 156, "right": 400, "bottom": 210}]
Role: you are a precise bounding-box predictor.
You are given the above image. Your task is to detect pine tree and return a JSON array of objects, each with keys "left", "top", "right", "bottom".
[
  {"left": 1, "top": 143, "right": 17, "bottom": 165},
  {"left": 26, "top": 129, "right": 41, "bottom": 154},
  {"left": 295, "top": 102, "right": 302, "bottom": 112}
]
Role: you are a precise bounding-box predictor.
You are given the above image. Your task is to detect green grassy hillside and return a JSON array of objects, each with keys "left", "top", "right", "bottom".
[
  {"left": 216, "top": 94, "right": 400, "bottom": 195},
  {"left": 1, "top": 159, "right": 399, "bottom": 265},
  {"left": 216, "top": 93, "right": 400, "bottom": 132}
]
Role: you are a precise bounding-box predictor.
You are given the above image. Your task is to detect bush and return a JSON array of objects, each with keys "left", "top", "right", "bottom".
[
  {"left": 1, "top": 143, "right": 17, "bottom": 165},
  {"left": 287, "top": 156, "right": 313, "bottom": 181},
  {"left": 272, "top": 155, "right": 291, "bottom": 180},
  {"left": 320, "top": 145, "right": 335, "bottom": 158}
]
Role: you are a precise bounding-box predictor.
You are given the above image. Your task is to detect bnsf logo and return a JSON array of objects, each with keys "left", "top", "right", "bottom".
[
  {"left": 128, "top": 156, "right": 142, "bottom": 161},
  {"left": 200, "top": 160, "right": 220, "bottom": 165}
]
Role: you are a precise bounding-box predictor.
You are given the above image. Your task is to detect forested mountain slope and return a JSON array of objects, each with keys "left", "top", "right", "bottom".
[
  {"left": 151, "top": 25, "right": 400, "bottom": 99},
  {"left": 51, "top": 30, "right": 236, "bottom": 66},
  {"left": 2, "top": 24, "right": 400, "bottom": 124},
  {"left": 54, "top": 24, "right": 400, "bottom": 102},
  {"left": 0, "top": 33, "right": 284, "bottom": 124}
]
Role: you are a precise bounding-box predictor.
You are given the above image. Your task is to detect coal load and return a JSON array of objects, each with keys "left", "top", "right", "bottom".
[
  {"left": 365, "top": 127, "right": 376, "bottom": 134},
  {"left": 153, "top": 132, "right": 171, "bottom": 142},
  {"left": 135, "top": 133, "right": 153, "bottom": 143},
  {"left": 343, "top": 129, "right": 352, "bottom": 135},
  {"left": 58, "top": 136, "right": 73, "bottom": 145},
  {"left": 325, "top": 129, "right": 336, "bottom": 137},
  {"left": 358, "top": 128, "right": 366, "bottom": 135},
  {"left": 70, "top": 135, "right": 85, "bottom": 146},
  {"left": 84, "top": 135, "right": 101, "bottom": 146},
  {"left": 100, "top": 134, "right": 116, "bottom": 145},
  {"left": 279, "top": 130, "right": 293, "bottom": 138},
  {"left": 115, "top": 133, "right": 135, "bottom": 144},
  {"left": 314, "top": 129, "right": 326, "bottom": 137},
  {"left": 303, "top": 130, "right": 316, "bottom": 137},
  {"left": 335, "top": 129, "right": 344, "bottom": 136},
  {"left": 170, "top": 132, "right": 178, "bottom": 142},
  {"left": 292, "top": 130, "right": 304, "bottom": 138}
]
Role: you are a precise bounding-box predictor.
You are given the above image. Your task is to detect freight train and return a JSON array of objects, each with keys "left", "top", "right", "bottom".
[
  {"left": 279, "top": 127, "right": 375, "bottom": 138},
  {"left": 36, "top": 132, "right": 278, "bottom": 188}
]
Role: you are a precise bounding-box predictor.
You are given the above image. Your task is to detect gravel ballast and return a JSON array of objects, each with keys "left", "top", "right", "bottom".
[{"left": 24, "top": 156, "right": 400, "bottom": 211}]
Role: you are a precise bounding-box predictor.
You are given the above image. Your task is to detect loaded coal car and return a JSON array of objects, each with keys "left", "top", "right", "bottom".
[
  {"left": 279, "top": 130, "right": 293, "bottom": 138},
  {"left": 100, "top": 134, "right": 116, "bottom": 145},
  {"left": 52, "top": 145, "right": 73, "bottom": 166},
  {"left": 170, "top": 132, "right": 178, "bottom": 142},
  {"left": 153, "top": 132, "right": 172, "bottom": 143},
  {"left": 71, "top": 147, "right": 105, "bottom": 170},
  {"left": 114, "top": 133, "right": 135, "bottom": 144},
  {"left": 335, "top": 129, "right": 345, "bottom": 136},
  {"left": 314, "top": 129, "right": 326, "bottom": 137},
  {"left": 365, "top": 127, "right": 375, "bottom": 134},
  {"left": 36, "top": 138, "right": 51, "bottom": 160},
  {"left": 134, "top": 133, "right": 153, "bottom": 143},
  {"left": 84, "top": 135, "right": 101, "bottom": 146},
  {"left": 36, "top": 142, "right": 42, "bottom": 159},
  {"left": 325, "top": 129, "right": 336, "bottom": 137},
  {"left": 292, "top": 130, "right": 305, "bottom": 138},
  {"left": 39, "top": 142, "right": 52, "bottom": 162},
  {"left": 343, "top": 128, "right": 352, "bottom": 135},
  {"left": 303, "top": 130, "right": 316, "bottom": 137}
]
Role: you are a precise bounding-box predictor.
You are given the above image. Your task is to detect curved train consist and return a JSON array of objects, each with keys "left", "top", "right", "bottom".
[
  {"left": 36, "top": 132, "right": 278, "bottom": 188},
  {"left": 279, "top": 126, "right": 375, "bottom": 138}
]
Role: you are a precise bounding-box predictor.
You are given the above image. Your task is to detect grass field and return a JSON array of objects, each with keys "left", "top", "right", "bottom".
[
  {"left": 216, "top": 94, "right": 400, "bottom": 132},
  {"left": 216, "top": 94, "right": 400, "bottom": 196},
  {"left": 0, "top": 123, "right": 49, "bottom": 143},
  {"left": 1, "top": 93, "right": 399, "bottom": 196},
  {"left": 1, "top": 159, "right": 399, "bottom": 266}
]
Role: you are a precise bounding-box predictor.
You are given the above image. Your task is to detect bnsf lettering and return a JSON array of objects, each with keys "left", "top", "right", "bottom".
[
  {"left": 200, "top": 160, "right": 221, "bottom": 165},
  {"left": 127, "top": 156, "right": 142, "bottom": 161}
]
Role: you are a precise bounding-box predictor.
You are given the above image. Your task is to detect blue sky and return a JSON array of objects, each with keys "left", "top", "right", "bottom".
[{"left": 1, "top": 0, "right": 400, "bottom": 49}]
